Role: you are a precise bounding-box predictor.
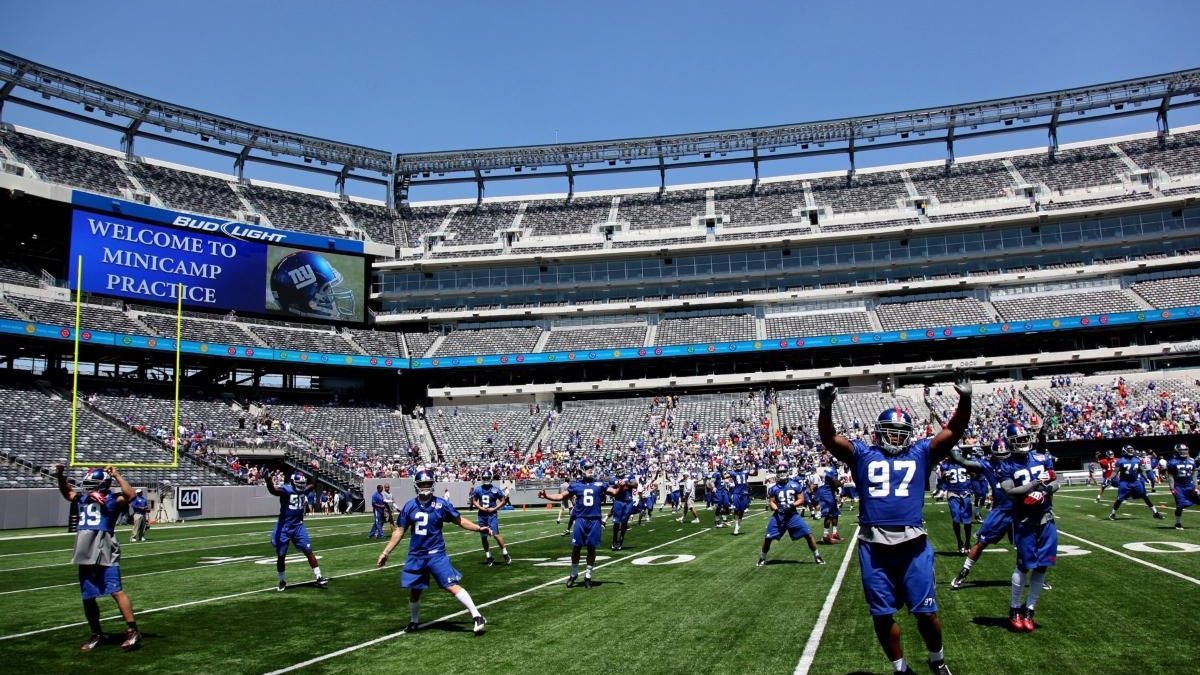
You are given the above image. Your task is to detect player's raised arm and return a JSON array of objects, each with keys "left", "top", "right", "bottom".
[
  {"left": 53, "top": 463, "right": 76, "bottom": 502},
  {"left": 106, "top": 465, "right": 135, "bottom": 504},
  {"left": 816, "top": 383, "right": 855, "bottom": 464},
  {"left": 539, "top": 488, "right": 567, "bottom": 502},
  {"left": 949, "top": 445, "right": 985, "bottom": 470},
  {"left": 263, "top": 470, "right": 282, "bottom": 496},
  {"left": 929, "top": 370, "right": 974, "bottom": 460}
]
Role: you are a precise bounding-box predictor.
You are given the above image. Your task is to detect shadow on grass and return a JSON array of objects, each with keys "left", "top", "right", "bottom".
[
  {"left": 971, "top": 615, "right": 1016, "bottom": 630},
  {"left": 952, "top": 579, "right": 1011, "bottom": 589}
]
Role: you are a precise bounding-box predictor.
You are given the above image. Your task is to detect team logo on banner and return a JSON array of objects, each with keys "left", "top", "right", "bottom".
[
  {"left": 654, "top": 347, "right": 663, "bottom": 355},
  {"left": 753, "top": 341, "right": 762, "bottom": 349},
  {"left": 638, "top": 348, "right": 647, "bottom": 356},
  {"left": 300, "top": 353, "right": 309, "bottom": 362},
  {"left": 244, "top": 348, "right": 255, "bottom": 357},
  {"left": 851, "top": 335, "right": 860, "bottom": 343},
  {"left": 122, "top": 336, "right": 133, "bottom": 345},
  {"left": 873, "top": 334, "right": 882, "bottom": 341},
  {"left": 344, "top": 355, "right": 353, "bottom": 364},
  {"left": 568, "top": 352, "right": 576, "bottom": 360},
  {"left": 60, "top": 328, "right": 70, "bottom": 338},
  {"left": 500, "top": 355, "right": 509, "bottom": 363},
  {"left": 1100, "top": 314, "right": 1110, "bottom": 324},
  {"left": 1161, "top": 310, "right": 1171, "bottom": 319},
  {"left": 978, "top": 325, "right": 988, "bottom": 334},
  {"left": 830, "top": 336, "right": 839, "bottom": 344},
  {"left": 612, "top": 350, "right": 621, "bottom": 358},
  {"left": 1001, "top": 323, "right": 1011, "bottom": 333},
  {"left": 384, "top": 358, "right": 393, "bottom": 367},
  {"left": 686, "top": 346, "right": 695, "bottom": 354},
  {"left": 200, "top": 343, "right": 208, "bottom": 353},
  {"left": 227, "top": 346, "right": 237, "bottom": 355},
  {"left": 1080, "top": 317, "right": 1090, "bottom": 326},
  {"left": 516, "top": 354, "right": 525, "bottom": 362},
  {"left": 1137, "top": 312, "right": 1146, "bottom": 321},
  {"left": 925, "top": 329, "right": 935, "bottom": 338},
  {"left": 706, "top": 344, "right": 715, "bottom": 352},
  {"left": 779, "top": 339, "right": 789, "bottom": 348},
  {"left": 1051, "top": 319, "right": 1061, "bottom": 328},
  {"left": 795, "top": 338, "right": 805, "bottom": 348},
  {"left": 899, "top": 331, "right": 908, "bottom": 340},
  {"left": 942, "top": 328, "right": 952, "bottom": 337},
  {"left": 24, "top": 323, "right": 34, "bottom": 334}
]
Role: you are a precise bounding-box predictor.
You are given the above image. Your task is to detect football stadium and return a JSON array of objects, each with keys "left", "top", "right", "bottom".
[{"left": 1, "top": 6, "right": 1199, "bottom": 674}]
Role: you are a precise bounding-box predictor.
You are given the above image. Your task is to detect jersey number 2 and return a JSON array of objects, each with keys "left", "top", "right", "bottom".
[{"left": 413, "top": 512, "right": 429, "bottom": 536}]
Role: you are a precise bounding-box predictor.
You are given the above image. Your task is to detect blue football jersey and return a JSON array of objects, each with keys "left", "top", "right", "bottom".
[
  {"left": 371, "top": 492, "right": 388, "bottom": 513},
  {"left": 399, "top": 497, "right": 461, "bottom": 557},
  {"left": 570, "top": 480, "right": 610, "bottom": 518},
  {"left": 939, "top": 461, "right": 973, "bottom": 494},
  {"left": 822, "top": 467, "right": 839, "bottom": 489},
  {"left": 850, "top": 438, "right": 932, "bottom": 528},
  {"left": 1116, "top": 456, "right": 1143, "bottom": 483},
  {"left": 711, "top": 471, "right": 729, "bottom": 495},
  {"left": 1167, "top": 457, "right": 1196, "bottom": 489},
  {"left": 768, "top": 479, "right": 805, "bottom": 518},
  {"left": 729, "top": 470, "right": 751, "bottom": 496},
  {"left": 75, "top": 492, "right": 122, "bottom": 533},
  {"left": 609, "top": 474, "right": 636, "bottom": 502},
  {"left": 997, "top": 452, "right": 1055, "bottom": 517},
  {"left": 471, "top": 485, "right": 505, "bottom": 510},
  {"left": 276, "top": 484, "right": 307, "bottom": 527}
]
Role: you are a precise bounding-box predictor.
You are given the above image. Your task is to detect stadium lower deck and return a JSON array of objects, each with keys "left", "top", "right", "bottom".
[{"left": 1, "top": 488, "right": 1197, "bottom": 674}]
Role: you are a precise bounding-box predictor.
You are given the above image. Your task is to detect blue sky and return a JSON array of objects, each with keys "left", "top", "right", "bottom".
[{"left": 2, "top": 1, "right": 1198, "bottom": 201}]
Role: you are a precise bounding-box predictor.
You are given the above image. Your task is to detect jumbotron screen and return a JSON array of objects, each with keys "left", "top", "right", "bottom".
[{"left": 67, "top": 209, "right": 367, "bottom": 323}]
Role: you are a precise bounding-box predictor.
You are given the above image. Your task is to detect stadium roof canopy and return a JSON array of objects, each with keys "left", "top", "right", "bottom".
[{"left": 2, "top": 50, "right": 1199, "bottom": 202}]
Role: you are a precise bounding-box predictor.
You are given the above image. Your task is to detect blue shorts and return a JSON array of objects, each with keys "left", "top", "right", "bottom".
[
  {"left": 976, "top": 508, "right": 1013, "bottom": 545},
  {"left": 667, "top": 491, "right": 679, "bottom": 505},
  {"left": 817, "top": 488, "right": 839, "bottom": 518},
  {"left": 948, "top": 494, "right": 974, "bottom": 525},
  {"left": 477, "top": 513, "right": 500, "bottom": 534},
  {"left": 840, "top": 485, "right": 857, "bottom": 499},
  {"left": 645, "top": 494, "right": 657, "bottom": 509},
  {"left": 1014, "top": 518, "right": 1057, "bottom": 571},
  {"left": 714, "top": 493, "right": 731, "bottom": 509},
  {"left": 1174, "top": 487, "right": 1200, "bottom": 509},
  {"left": 972, "top": 480, "right": 989, "bottom": 498},
  {"left": 858, "top": 536, "right": 937, "bottom": 616},
  {"left": 271, "top": 523, "right": 312, "bottom": 556},
  {"left": 1117, "top": 480, "right": 1147, "bottom": 501},
  {"left": 611, "top": 500, "right": 634, "bottom": 524},
  {"left": 765, "top": 513, "right": 811, "bottom": 541},
  {"left": 572, "top": 517, "right": 603, "bottom": 548},
  {"left": 401, "top": 553, "right": 462, "bottom": 590},
  {"left": 731, "top": 493, "right": 751, "bottom": 515},
  {"left": 79, "top": 564, "right": 122, "bottom": 600}
]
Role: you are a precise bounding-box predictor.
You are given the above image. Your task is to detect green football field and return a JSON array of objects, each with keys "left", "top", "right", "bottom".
[{"left": 1, "top": 489, "right": 1198, "bottom": 674}]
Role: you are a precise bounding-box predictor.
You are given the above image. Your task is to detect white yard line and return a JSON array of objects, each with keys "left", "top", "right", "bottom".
[
  {"left": 0, "top": 525, "right": 567, "bottom": 641},
  {"left": 793, "top": 526, "right": 860, "bottom": 675},
  {"left": 1057, "top": 529, "right": 1200, "bottom": 586},
  {"left": 263, "top": 524, "right": 719, "bottom": 674}
]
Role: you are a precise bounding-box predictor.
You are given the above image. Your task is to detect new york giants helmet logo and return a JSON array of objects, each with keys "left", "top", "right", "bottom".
[{"left": 269, "top": 251, "right": 356, "bottom": 319}]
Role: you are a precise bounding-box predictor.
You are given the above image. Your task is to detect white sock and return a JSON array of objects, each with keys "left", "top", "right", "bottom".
[
  {"left": 277, "top": 571, "right": 286, "bottom": 583},
  {"left": 929, "top": 648, "right": 944, "bottom": 663},
  {"left": 311, "top": 566, "right": 321, "bottom": 579},
  {"left": 501, "top": 547, "right": 508, "bottom": 555},
  {"left": 1026, "top": 570, "right": 1046, "bottom": 609},
  {"left": 585, "top": 565, "right": 593, "bottom": 578},
  {"left": 962, "top": 557, "right": 975, "bottom": 571},
  {"left": 485, "top": 551, "right": 492, "bottom": 559},
  {"left": 1010, "top": 569, "right": 1027, "bottom": 608},
  {"left": 570, "top": 563, "right": 578, "bottom": 577},
  {"left": 823, "top": 528, "right": 830, "bottom": 537},
  {"left": 454, "top": 588, "right": 481, "bottom": 618},
  {"left": 832, "top": 526, "right": 839, "bottom": 535},
  {"left": 408, "top": 600, "right": 420, "bottom": 624},
  {"left": 891, "top": 657, "right": 907, "bottom": 673}
]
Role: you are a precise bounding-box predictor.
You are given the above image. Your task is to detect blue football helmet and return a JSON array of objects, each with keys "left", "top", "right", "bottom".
[
  {"left": 775, "top": 462, "right": 790, "bottom": 483},
  {"left": 875, "top": 408, "right": 914, "bottom": 455},
  {"left": 269, "top": 251, "right": 356, "bottom": 320},
  {"left": 291, "top": 471, "right": 308, "bottom": 489},
  {"left": 1004, "top": 423, "right": 1032, "bottom": 454},
  {"left": 991, "top": 438, "right": 1010, "bottom": 460},
  {"left": 481, "top": 469, "right": 494, "bottom": 486},
  {"left": 1176, "top": 443, "right": 1191, "bottom": 458},
  {"left": 414, "top": 469, "right": 436, "bottom": 501},
  {"left": 1122, "top": 444, "right": 1137, "bottom": 457},
  {"left": 580, "top": 459, "right": 595, "bottom": 480},
  {"left": 81, "top": 468, "right": 111, "bottom": 493}
]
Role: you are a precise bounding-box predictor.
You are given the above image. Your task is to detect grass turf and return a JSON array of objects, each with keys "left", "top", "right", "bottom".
[{"left": 0, "top": 495, "right": 1197, "bottom": 674}]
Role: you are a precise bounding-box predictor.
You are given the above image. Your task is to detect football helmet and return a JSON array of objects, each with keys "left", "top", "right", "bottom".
[
  {"left": 81, "top": 468, "right": 111, "bottom": 493},
  {"left": 1005, "top": 423, "right": 1032, "bottom": 454},
  {"left": 1175, "top": 443, "right": 1190, "bottom": 458},
  {"left": 1105, "top": 449, "right": 1115, "bottom": 458},
  {"left": 269, "top": 251, "right": 356, "bottom": 320},
  {"left": 414, "top": 469, "right": 435, "bottom": 501},
  {"left": 481, "top": 469, "right": 494, "bottom": 486},
  {"left": 291, "top": 472, "right": 308, "bottom": 489},
  {"left": 580, "top": 459, "right": 595, "bottom": 480},
  {"left": 775, "top": 463, "right": 790, "bottom": 483},
  {"left": 1122, "top": 444, "right": 1137, "bottom": 457},
  {"left": 613, "top": 462, "right": 626, "bottom": 477},
  {"left": 991, "top": 438, "right": 1011, "bottom": 460},
  {"left": 875, "top": 408, "right": 914, "bottom": 455}
]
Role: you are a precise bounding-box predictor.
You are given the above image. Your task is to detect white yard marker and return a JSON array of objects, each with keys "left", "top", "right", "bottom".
[
  {"left": 794, "top": 526, "right": 861, "bottom": 675},
  {"left": 1057, "top": 529, "right": 1200, "bottom": 586}
]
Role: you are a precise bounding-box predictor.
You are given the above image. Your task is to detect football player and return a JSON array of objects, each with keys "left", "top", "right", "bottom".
[
  {"left": 471, "top": 470, "right": 512, "bottom": 566},
  {"left": 709, "top": 466, "right": 732, "bottom": 527},
  {"left": 608, "top": 462, "right": 638, "bottom": 550},
  {"left": 817, "top": 370, "right": 972, "bottom": 675},
  {"left": 1166, "top": 444, "right": 1197, "bottom": 530},
  {"left": 264, "top": 470, "right": 329, "bottom": 591},
  {"left": 1095, "top": 449, "right": 1116, "bottom": 503},
  {"left": 816, "top": 465, "right": 842, "bottom": 544},
  {"left": 1108, "top": 445, "right": 1164, "bottom": 520},
  {"left": 938, "top": 454, "right": 974, "bottom": 553},
  {"left": 729, "top": 460, "right": 755, "bottom": 535},
  {"left": 369, "top": 484, "right": 389, "bottom": 539},
  {"left": 376, "top": 470, "right": 490, "bottom": 635},
  {"left": 636, "top": 472, "right": 658, "bottom": 526},
  {"left": 759, "top": 463, "right": 825, "bottom": 566},
  {"left": 996, "top": 424, "right": 1059, "bottom": 632},
  {"left": 676, "top": 471, "right": 701, "bottom": 523},
  {"left": 539, "top": 459, "right": 618, "bottom": 588},
  {"left": 55, "top": 465, "right": 142, "bottom": 652}
]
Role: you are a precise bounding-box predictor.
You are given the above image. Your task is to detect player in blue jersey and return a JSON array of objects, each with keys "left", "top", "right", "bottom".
[
  {"left": 816, "top": 465, "right": 842, "bottom": 544},
  {"left": 264, "top": 470, "right": 329, "bottom": 591},
  {"left": 607, "top": 462, "right": 638, "bottom": 550},
  {"left": 759, "top": 463, "right": 825, "bottom": 566},
  {"left": 55, "top": 464, "right": 142, "bottom": 652},
  {"left": 968, "top": 449, "right": 989, "bottom": 523},
  {"left": 470, "top": 470, "right": 512, "bottom": 566},
  {"left": 710, "top": 466, "right": 732, "bottom": 528},
  {"left": 938, "top": 457, "right": 974, "bottom": 553},
  {"left": 995, "top": 423, "right": 1059, "bottom": 632},
  {"left": 1166, "top": 444, "right": 1197, "bottom": 530},
  {"left": 539, "top": 459, "right": 619, "bottom": 588},
  {"left": 376, "top": 469, "right": 491, "bottom": 635},
  {"left": 817, "top": 370, "right": 972, "bottom": 675},
  {"left": 1108, "top": 444, "right": 1164, "bottom": 521},
  {"left": 728, "top": 460, "right": 755, "bottom": 535},
  {"left": 369, "top": 484, "right": 389, "bottom": 539}
]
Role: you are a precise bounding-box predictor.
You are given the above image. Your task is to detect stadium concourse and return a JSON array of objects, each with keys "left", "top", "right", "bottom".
[{"left": 1, "top": 54, "right": 1200, "bottom": 675}]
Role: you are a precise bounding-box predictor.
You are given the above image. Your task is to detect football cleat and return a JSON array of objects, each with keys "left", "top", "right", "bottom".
[
  {"left": 566, "top": 575, "right": 578, "bottom": 588},
  {"left": 277, "top": 580, "right": 287, "bottom": 592},
  {"left": 1153, "top": 511, "right": 1164, "bottom": 520},
  {"left": 1041, "top": 581, "right": 1052, "bottom": 591},
  {"left": 1008, "top": 607, "right": 1025, "bottom": 632},
  {"left": 486, "top": 557, "right": 495, "bottom": 567},
  {"left": 928, "top": 660, "right": 953, "bottom": 675},
  {"left": 1024, "top": 608, "right": 1038, "bottom": 631},
  {"left": 405, "top": 622, "right": 420, "bottom": 633},
  {"left": 473, "top": 615, "right": 487, "bottom": 636},
  {"left": 1107, "top": 513, "right": 1117, "bottom": 521},
  {"left": 503, "top": 552, "right": 512, "bottom": 565},
  {"left": 814, "top": 553, "right": 826, "bottom": 565},
  {"left": 950, "top": 570, "right": 968, "bottom": 589},
  {"left": 756, "top": 558, "right": 766, "bottom": 567},
  {"left": 314, "top": 576, "right": 329, "bottom": 588},
  {"left": 1176, "top": 523, "right": 1184, "bottom": 530},
  {"left": 121, "top": 628, "right": 142, "bottom": 651},
  {"left": 80, "top": 634, "right": 103, "bottom": 651},
  {"left": 583, "top": 575, "right": 593, "bottom": 589}
]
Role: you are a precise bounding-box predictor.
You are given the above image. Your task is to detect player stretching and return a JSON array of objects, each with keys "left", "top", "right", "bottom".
[
  {"left": 1095, "top": 450, "right": 1116, "bottom": 503},
  {"left": 607, "top": 462, "right": 638, "bottom": 550},
  {"left": 729, "top": 460, "right": 754, "bottom": 535},
  {"left": 376, "top": 470, "right": 490, "bottom": 635},
  {"left": 539, "top": 460, "right": 617, "bottom": 588},
  {"left": 759, "top": 463, "right": 825, "bottom": 566},
  {"left": 471, "top": 470, "right": 511, "bottom": 566},
  {"left": 818, "top": 371, "right": 972, "bottom": 675},
  {"left": 369, "top": 484, "right": 389, "bottom": 539},
  {"left": 264, "top": 470, "right": 329, "bottom": 591},
  {"left": 996, "top": 425, "right": 1059, "bottom": 632},
  {"left": 55, "top": 465, "right": 142, "bottom": 651},
  {"left": 816, "top": 465, "right": 842, "bottom": 544},
  {"left": 1166, "top": 444, "right": 1197, "bottom": 530},
  {"left": 710, "top": 466, "right": 732, "bottom": 528},
  {"left": 939, "top": 456, "right": 974, "bottom": 554},
  {"left": 1109, "top": 445, "right": 1164, "bottom": 520}
]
